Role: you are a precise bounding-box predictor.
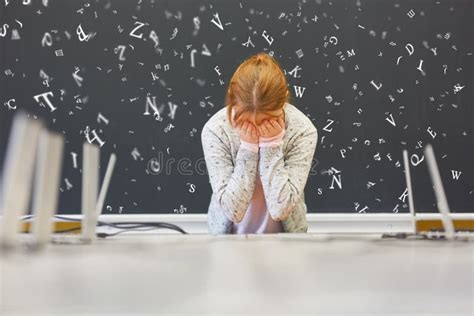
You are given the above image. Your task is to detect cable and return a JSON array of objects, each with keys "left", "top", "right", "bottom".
[
  {"left": 42, "top": 215, "right": 187, "bottom": 234},
  {"left": 97, "top": 226, "right": 165, "bottom": 238},
  {"left": 105, "top": 221, "right": 188, "bottom": 234},
  {"left": 19, "top": 215, "right": 189, "bottom": 236}
]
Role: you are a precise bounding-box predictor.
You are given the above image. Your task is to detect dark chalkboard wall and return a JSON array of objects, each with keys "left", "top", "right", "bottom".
[{"left": 0, "top": 0, "right": 472, "bottom": 215}]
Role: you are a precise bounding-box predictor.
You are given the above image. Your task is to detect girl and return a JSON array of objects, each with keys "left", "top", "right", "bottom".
[{"left": 201, "top": 52, "right": 318, "bottom": 234}]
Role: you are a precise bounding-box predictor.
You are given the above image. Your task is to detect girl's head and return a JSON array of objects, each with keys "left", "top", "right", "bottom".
[{"left": 225, "top": 52, "right": 290, "bottom": 128}]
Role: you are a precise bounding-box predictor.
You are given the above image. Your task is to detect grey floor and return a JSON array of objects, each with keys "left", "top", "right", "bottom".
[{"left": 1, "top": 233, "right": 473, "bottom": 315}]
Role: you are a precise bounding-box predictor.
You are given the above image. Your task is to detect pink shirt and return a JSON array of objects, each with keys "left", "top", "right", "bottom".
[{"left": 231, "top": 109, "right": 285, "bottom": 234}]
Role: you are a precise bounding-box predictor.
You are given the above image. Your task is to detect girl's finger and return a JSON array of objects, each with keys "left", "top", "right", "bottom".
[
  {"left": 247, "top": 123, "right": 255, "bottom": 134},
  {"left": 234, "top": 116, "right": 242, "bottom": 126},
  {"left": 258, "top": 121, "right": 266, "bottom": 133},
  {"left": 269, "top": 119, "right": 280, "bottom": 131},
  {"left": 247, "top": 122, "right": 252, "bottom": 134},
  {"left": 277, "top": 117, "right": 285, "bottom": 129},
  {"left": 240, "top": 122, "right": 246, "bottom": 133},
  {"left": 261, "top": 122, "right": 270, "bottom": 135},
  {"left": 247, "top": 123, "right": 254, "bottom": 133},
  {"left": 251, "top": 127, "right": 257, "bottom": 137}
]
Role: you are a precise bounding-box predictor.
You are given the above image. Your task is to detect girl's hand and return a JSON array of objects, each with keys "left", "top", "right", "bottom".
[
  {"left": 257, "top": 116, "right": 285, "bottom": 138},
  {"left": 237, "top": 121, "right": 259, "bottom": 144}
]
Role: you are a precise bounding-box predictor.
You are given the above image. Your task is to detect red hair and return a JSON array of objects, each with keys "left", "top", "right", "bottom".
[{"left": 225, "top": 52, "right": 290, "bottom": 127}]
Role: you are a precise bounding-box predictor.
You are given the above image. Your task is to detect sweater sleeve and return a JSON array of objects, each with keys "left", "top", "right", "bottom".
[
  {"left": 201, "top": 125, "right": 259, "bottom": 223},
  {"left": 239, "top": 139, "right": 259, "bottom": 153},
  {"left": 259, "top": 128, "right": 286, "bottom": 148},
  {"left": 258, "top": 127, "right": 318, "bottom": 221}
]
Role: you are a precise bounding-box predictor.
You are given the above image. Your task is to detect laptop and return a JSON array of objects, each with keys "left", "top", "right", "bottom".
[
  {"left": 423, "top": 144, "right": 455, "bottom": 240},
  {"left": 399, "top": 145, "right": 459, "bottom": 241},
  {"left": 0, "top": 110, "right": 116, "bottom": 248},
  {"left": 51, "top": 145, "right": 116, "bottom": 245}
]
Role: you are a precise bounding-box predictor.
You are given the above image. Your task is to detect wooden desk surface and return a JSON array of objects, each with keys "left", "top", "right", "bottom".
[{"left": 1, "top": 233, "right": 473, "bottom": 315}]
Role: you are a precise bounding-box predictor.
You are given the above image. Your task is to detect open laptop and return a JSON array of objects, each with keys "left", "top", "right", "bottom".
[
  {"left": 402, "top": 145, "right": 457, "bottom": 240},
  {"left": 51, "top": 146, "right": 116, "bottom": 245},
  {"left": 423, "top": 144, "right": 455, "bottom": 240},
  {"left": 0, "top": 111, "right": 116, "bottom": 248}
]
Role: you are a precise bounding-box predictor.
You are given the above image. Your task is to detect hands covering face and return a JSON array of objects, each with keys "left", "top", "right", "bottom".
[
  {"left": 236, "top": 114, "right": 285, "bottom": 145},
  {"left": 256, "top": 116, "right": 285, "bottom": 138}
]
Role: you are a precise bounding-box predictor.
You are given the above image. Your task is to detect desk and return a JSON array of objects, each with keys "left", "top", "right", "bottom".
[{"left": 1, "top": 233, "right": 473, "bottom": 315}]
